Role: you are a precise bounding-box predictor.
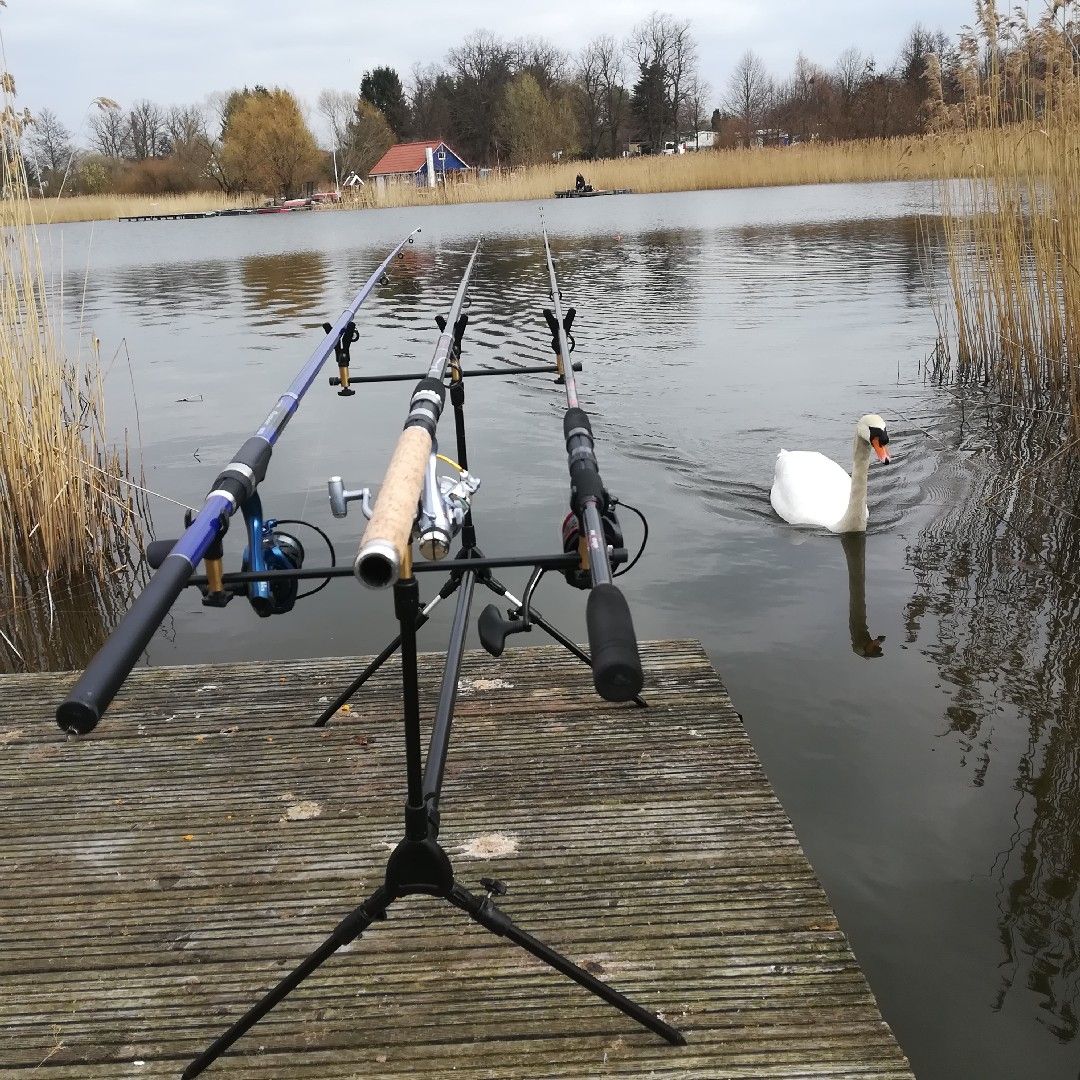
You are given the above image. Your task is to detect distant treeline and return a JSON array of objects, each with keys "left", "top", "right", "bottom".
[{"left": 24, "top": 12, "right": 965, "bottom": 198}]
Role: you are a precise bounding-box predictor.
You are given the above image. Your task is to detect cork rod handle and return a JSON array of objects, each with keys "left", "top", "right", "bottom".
[{"left": 354, "top": 426, "right": 432, "bottom": 587}]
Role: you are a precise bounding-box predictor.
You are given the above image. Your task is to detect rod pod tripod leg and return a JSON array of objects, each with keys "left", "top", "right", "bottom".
[{"left": 185, "top": 566, "right": 684, "bottom": 1077}]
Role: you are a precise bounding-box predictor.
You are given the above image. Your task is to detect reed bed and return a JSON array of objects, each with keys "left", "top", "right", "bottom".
[
  {"left": 929, "top": 1, "right": 1080, "bottom": 435},
  {"left": 355, "top": 134, "right": 960, "bottom": 210},
  {"left": 1, "top": 69, "right": 145, "bottom": 671},
  {"left": 30, "top": 190, "right": 257, "bottom": 224}
]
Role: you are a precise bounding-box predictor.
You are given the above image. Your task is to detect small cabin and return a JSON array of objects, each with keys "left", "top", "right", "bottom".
[{"left": 368, "top": 140, "right": 470, "bottom": 190}]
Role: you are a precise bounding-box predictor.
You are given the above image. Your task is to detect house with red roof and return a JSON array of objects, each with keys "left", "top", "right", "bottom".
[{"left": 368, "top": 139, "right": 470, "bottom": 190}]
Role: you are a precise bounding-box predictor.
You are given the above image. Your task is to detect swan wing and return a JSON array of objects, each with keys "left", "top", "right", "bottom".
[{"left": 770, "top": 449, "right": 851, "bottom": 529}]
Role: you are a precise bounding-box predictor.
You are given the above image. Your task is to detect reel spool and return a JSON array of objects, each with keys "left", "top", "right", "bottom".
[
  {"left": 561, "top": 509, "right": 623, "bottom": 590},
  {"left": 243, "top": 525, "right": 305, "bottom": 617}
]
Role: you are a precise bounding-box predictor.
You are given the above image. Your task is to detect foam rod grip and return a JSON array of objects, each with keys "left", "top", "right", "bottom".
[
  {"left": 56, "top": 555, "right": 194, "bottom": 735},
  {"left": 355, "top": 426, "right": 432, "bottom": 587},
  {"left": 586, "top": 583, "right": 644, "bottom": 702}
]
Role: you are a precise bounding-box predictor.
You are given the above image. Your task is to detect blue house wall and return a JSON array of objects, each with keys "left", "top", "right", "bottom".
[{"left": 415, "top": 144, "right": 469, "bottom": 184}]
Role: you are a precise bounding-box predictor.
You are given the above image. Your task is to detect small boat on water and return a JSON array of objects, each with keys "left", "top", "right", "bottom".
[{"left": 554, "top": 188, "right": 632, "bottom": 199}]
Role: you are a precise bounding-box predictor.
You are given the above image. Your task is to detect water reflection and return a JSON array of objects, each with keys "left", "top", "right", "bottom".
[
  {"left": 105, "top": 260, "right": 234, "bottom": 322},
  {"left": 906, "top": 418, "right": 1080, "bottom": 1042},
  {"left": 841, "top": 533, "right": 886, "bottom": 658},
  {"left": 0, "top": 567, "right": 142, "bottom": 674},
  {"left": 241, "top": 251, "right": 328, "bottom": 327}
]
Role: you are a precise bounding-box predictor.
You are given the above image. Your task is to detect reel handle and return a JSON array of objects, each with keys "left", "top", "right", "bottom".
[
  {"left": 586, "top": 583, "right": 643, "bottom": 702},
  {"left": 354, "top": 426, "right": 431, "bottom": 587}
]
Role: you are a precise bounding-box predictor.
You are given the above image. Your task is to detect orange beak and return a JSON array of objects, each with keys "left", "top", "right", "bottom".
[{"left": 871, "top": 436, "right": 890, "bottom": 464}]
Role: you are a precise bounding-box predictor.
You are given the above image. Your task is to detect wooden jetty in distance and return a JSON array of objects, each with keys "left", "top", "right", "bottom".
[
  {"left": 554, "top": 187, "right": 633, "bottom": 198},
  {"left": 0, "top": 641, "right": 913, "bottom": 1078},
  {"left": 118, "top": 205, "right": 315, "bottom": 223}
]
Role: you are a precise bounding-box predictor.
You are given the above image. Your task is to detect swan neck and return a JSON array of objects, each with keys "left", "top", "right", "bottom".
[{"left": 834, "top": 435, "right": 871, "bottom": 532}]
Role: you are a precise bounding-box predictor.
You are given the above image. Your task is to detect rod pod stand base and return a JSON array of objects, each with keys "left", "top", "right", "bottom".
[{"left": 183, "top": 574, "right": 684, "bottom": 1079}]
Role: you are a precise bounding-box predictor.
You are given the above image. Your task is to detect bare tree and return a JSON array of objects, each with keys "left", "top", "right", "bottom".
[
  {"left": 166, "top": 104, "right": 213, "bottom": 184},
  {"left": 833, "top": 47, "right": 866, "bottom": 137},
  {"left": 514, "top": 36, "right": 570, "bottom": 96},
  {"left": 26, "top": 108, "right": 77, "bottom": 192},
  {"left": 724, "top": 50, "right": 771, "bottom": 147},
  {"left": 317, "top": 89, "right": 354, "bottom": 186},
  {"left": 128, "top": 99, "right": 168, "bottom": 160},
  {"left": 447, "top": 30, "right": 516, "bottom": 164},
  {"left": 409, "top": 63, "right": 455, "bottom": 141},
  {"left": 681, "top": 75, "right": 712, "bottom": 145},
  {"left": 88, "top": 98, "right": 131, "bottom": 159},
  {"left": 628, "top": 13, "right": 698, "bottom": 147},
  {"left": 577, "top": 39, "right": 608, "bottom": 157}
]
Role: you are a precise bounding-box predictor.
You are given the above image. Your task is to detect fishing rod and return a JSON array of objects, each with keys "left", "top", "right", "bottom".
[
  {"left": 56, "top": 228, "right": 421, "bottom": 737},
  {"left": 541, "top": 225, "right": 644, "bottom": 701},
  {"left": 354, "top": 240, "right": 482, "bottom": 588}
]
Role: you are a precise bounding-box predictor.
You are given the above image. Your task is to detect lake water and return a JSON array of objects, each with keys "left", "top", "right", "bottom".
[{"left": 29, "top": 183, "right": 1080, "bottom": 1079}]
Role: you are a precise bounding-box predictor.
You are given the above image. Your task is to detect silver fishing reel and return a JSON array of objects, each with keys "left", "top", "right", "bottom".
[
  {"left": 418, "top": 452, "right": 480, "bottom": 560},
  {"left": 327, "top": 453, "right": 479, "bottom": 561}
]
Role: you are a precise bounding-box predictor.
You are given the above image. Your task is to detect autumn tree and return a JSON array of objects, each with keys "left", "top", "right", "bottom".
[{"left": 220, "top": 88, "right": 321, "bottom": 196}]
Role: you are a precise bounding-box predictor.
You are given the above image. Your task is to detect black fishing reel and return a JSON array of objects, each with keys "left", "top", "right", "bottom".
[{"left": 561, "top": 505, "right": 623, "bottom": 590}]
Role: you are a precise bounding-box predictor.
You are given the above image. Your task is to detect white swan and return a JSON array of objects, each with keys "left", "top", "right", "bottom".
[{"left": 770, "top": 414, "right": 891, "bottom": 533}]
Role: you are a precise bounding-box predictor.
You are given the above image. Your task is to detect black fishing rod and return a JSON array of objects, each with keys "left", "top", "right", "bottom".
[
  {"left": 541, "top": 226, "right": 644, "bottom": 701},
  {"left": 56, "top": 228, "right": 421, "bottom": 736}
]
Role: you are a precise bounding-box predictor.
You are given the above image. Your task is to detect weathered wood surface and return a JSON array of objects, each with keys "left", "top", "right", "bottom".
[{"left": 0, "top": 640, "right": 912, "bottom": 1078}]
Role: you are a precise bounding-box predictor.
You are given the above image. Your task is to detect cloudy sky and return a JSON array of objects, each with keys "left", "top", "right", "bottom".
[{"left": 6, "top": 0, "right": 978, "bottom": 140}]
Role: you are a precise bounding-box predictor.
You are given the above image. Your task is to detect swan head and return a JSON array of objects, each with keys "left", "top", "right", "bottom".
[{"left": 856, "top": 414, "right": 890, "bottom": 464}]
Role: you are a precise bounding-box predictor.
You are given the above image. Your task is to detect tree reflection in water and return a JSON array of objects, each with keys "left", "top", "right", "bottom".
[{"left": 905, "top": 413, "right": 1080, "bottom": 1042}]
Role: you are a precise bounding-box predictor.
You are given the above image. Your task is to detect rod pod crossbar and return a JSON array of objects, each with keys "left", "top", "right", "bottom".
[{"left": 55, "top": 228, "right": 422, "bottom": 736}]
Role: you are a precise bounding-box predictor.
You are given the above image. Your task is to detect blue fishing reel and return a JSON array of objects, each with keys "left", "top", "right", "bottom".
[
  {"left": 240, "top": 501, "right": 305, "bottom": 618},
  {"left": 146, "top": 494, "right": 308, "bottom": 617}
]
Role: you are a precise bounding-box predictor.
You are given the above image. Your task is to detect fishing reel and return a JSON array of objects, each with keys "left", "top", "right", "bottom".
[
  {"left": 561, "top": 503, "right": 623, "bottom": 590},
  {"left": 328, "top": 449, "right": 480, "bottom": 561},
  {"left": 146, "top": 496, "right": 307, "bottom": 618}
]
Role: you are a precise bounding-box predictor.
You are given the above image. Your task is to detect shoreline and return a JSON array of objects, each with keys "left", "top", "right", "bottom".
[{"left": 31, "top": 134, "right": 963, "bottom": 225}]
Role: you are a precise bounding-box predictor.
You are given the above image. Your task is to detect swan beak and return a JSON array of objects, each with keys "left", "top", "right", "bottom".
[{"left": 871, "top": 437, "right": 891, "bottom": 464}]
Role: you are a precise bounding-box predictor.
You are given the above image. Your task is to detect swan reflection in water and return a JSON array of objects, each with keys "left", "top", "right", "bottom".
[{"left": 841, "top": 532, "right": 885, "bottom": 658}]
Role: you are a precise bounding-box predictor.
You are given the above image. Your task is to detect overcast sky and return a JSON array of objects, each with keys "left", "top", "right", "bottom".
[{"left": 6, "top": 0, "right": 978, "bottom": 140}]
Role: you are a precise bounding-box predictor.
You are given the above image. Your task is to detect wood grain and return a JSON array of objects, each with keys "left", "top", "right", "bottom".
[{"left": 0, "top": 640, "right": 912, "bottom": 1078}]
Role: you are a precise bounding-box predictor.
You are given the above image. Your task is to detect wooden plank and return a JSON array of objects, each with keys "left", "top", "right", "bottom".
[{"left": 0, "top": 640, "right": 912, "bottom": 1078}]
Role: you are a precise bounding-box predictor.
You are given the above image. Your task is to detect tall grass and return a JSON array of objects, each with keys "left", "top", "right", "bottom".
[
  {"left": 30, "top": 190, "right": 257, "bottom": 224},
  {"left": 355, "top": 134, "right": 963, "bottom": 209},
  {"left": 928, "top": 1, "right": 1080, "bottom": 434},
  {"left": 0, "top": 67, "right": 145, "bottom": 670}
]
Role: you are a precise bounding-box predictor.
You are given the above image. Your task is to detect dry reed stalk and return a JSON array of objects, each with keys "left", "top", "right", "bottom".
[
  {"left": 32, "top": 190, "right": 257, "bottom": 224},
  {"left": 0, "top": 55, "right": 145, "bottom": 670},
  {"left": 929, "top": 1, "right": 1080, "bottom": 435},
  {"left": 348, "top": 133, "right": 963, "bottom": 211}
]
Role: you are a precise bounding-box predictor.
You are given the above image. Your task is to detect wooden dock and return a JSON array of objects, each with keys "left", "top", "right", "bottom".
[{"left": 0, "top": 641, "right": 912, "bottom": 1078}]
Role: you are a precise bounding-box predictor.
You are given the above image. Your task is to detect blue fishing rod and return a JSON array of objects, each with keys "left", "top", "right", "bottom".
[{"left": 56, "top": 228, "right": 421, "bottom": 736}]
